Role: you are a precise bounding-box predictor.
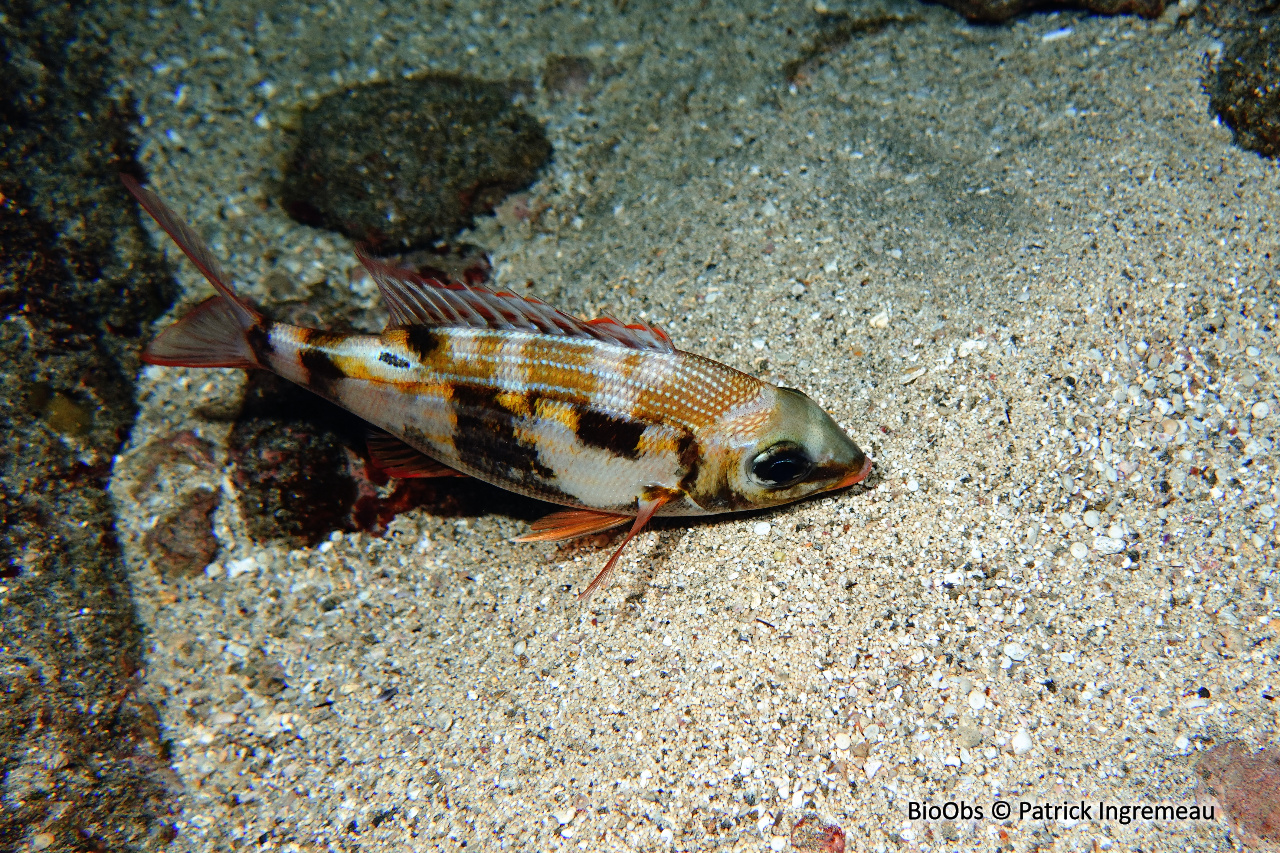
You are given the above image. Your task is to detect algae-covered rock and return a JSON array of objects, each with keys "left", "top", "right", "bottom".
[
  {"left": 228, "top": 372, "right": 362, "bottom": 548},
  {"left": 1210, "top": 30, "right": 1280, "bottom": 158},
  {"left": 282, "top": 73, "right": 552, "bottom": 250}
]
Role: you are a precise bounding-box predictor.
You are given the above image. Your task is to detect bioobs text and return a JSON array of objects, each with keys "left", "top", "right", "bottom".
[{"left": 906, "top": 801, "right": 984, "bottom": 821}]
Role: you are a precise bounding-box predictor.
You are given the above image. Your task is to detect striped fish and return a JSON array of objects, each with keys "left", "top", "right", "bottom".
[{"left": 125, "top": 177, "right": 871, "bottom": 597}]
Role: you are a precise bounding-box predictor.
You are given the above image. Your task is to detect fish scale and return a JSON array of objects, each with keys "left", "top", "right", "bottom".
[{"left": 123, "top": 175, "right": 871, "bottom": 597}]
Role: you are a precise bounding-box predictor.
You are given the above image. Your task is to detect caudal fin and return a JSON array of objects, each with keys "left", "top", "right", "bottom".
[
  {"left": 123, "top": 175, "right": 263, "bottom": 369},
  {"left": 143, "top": 295, "right": 260, "bottom": 368}
]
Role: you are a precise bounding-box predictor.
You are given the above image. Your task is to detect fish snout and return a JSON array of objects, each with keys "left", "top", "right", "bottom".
[{"left": 837, "top": 452, "right": 873, "bottom": 488}]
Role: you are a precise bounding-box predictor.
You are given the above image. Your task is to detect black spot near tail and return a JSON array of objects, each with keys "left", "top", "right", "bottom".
[
  {"left": 575, "top": 409, "right": 646, "bottom": 460},
  {"left": 245, "top": 319, "right": 275, "bottom": 362},
  {"left": 379, "top": 351, "right": 410, "bottom": 369}
]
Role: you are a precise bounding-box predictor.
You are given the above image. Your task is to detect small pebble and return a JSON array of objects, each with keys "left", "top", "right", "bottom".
[
  {"left": 968, "top": 691, "right": 986, "bottom": 711},
  {"left": 1070, "top": 542, "right": 1089, "bottom": 560},
  {"left": 1002, "top": 643, "right": 1027, "bottom": 662},
  {"left": 513, "top": 640, "right": 526, "bottom": 656},
  {"left": 554, "top": 807, "right": 576, "bottom": 826},
  {"left": 1094, "top": 536, "right": 1125, "bottom": 555},
  {"left": 1252, "top": 401, "right": 1270, "bottom": 420},
  {"left": 868, "top": 311, "right": 889, "bottom": 328},
  {"left": 1082, "top": 510, "right": 1102, "bottom": 528},
  {"left": 753, "top": 521, "right": 772, "bottom": 536},
  {"left": 1011, "top": 729, "right": 1034, "bottom": 755},
  {"left": 1059, "top": 512, "right": 1076, "bottom": 529},
  {"left": 835, "top": 732, "right": 851, "bottom": 750},
  {"left": 225, "top": 556, "right": 258, "bottom": 579},
  {"left": 906, "top": 478, "right": 919, "bottom": 492}
]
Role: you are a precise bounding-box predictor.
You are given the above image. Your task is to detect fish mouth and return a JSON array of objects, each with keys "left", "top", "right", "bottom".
[{"left": 837, "top": 454, "right": 873, "bottom": 489}]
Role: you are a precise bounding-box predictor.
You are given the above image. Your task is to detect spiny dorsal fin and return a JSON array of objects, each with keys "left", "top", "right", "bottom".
[{"left": 355, "top": 248, "right": 675, "bottom": 354}]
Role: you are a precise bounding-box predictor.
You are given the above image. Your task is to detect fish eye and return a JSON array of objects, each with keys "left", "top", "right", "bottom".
[{"left": 750, "top": 442, "right": 813, "bottom": 489}]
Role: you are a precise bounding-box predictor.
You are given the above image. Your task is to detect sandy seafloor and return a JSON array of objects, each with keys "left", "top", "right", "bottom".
[{"left": 93, "top": 0, "right": 1280, "bottom": 849}]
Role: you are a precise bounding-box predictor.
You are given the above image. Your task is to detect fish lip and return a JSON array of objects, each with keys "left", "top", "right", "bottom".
[{"left": 837, "top": 455, "right": 873, "bottom": 488}]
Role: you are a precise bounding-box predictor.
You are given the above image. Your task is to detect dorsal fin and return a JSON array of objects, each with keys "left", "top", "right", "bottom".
[{"left": 355, "top": 248, "right": 675, "bottom": 353}]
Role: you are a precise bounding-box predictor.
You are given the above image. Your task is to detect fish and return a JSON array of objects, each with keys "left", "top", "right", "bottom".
[{"left": 123, "top": 176, "right": 872, "bottom": 597}]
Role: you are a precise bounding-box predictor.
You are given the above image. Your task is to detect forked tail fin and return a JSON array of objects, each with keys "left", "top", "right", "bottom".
[{"left": 122, "top": 175, "right": 263, "bottom": 369}]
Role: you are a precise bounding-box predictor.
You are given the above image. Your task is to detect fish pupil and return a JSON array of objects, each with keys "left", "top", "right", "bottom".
[{"left": 751, "top": 444, "right": 812, "bottom": 488}]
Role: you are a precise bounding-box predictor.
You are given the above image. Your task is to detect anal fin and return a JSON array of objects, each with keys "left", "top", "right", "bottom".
[
  {"left": 513, "top": 509, "right": 630, "bottom": 543},
  {"left": 367, "top": 430, "right": 465, "bottom": 479}
]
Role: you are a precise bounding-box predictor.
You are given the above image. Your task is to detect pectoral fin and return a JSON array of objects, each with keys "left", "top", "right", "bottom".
[
  {"left": 366, "top": 430, "right": 465, "bottom": 478},
  {"left": 578, "top": 492, "right": 671, "bottom": 600},
  {"left": 513, "top": 509, "right": 630, "bottom": 543}
]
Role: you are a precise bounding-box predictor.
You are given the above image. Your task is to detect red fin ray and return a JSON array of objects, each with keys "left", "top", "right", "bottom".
[
  {"left": 356, "top": 249, "right": 675, "bottom": 353},
  {"left": 121, "top": 175, "right": 259, "bottom": 329},
  {"left": 577, "top": 493, "right": 671, "bottom": 600},
  {"left": 512, "top": 509, "right": 630, "bottom": 543},
  {"left": 143, "top": 295, "right": 260, "bottom": 368},
  {"left": 121, "top": 176, "right": 263, "bottom": 368}
]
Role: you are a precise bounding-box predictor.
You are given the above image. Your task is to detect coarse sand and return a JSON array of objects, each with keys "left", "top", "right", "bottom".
[{"left": 98, "top": 0, "right": 1278, "bottom": 849}]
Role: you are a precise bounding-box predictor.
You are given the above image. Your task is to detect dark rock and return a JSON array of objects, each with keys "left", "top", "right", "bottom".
[
  {"left": 127, "top": 430, "right": 217, "bottom": 499},
  {"left": 930, "top": 0, "right": 1163, "bottom": 23},
  {"left": 228, "top": 372, "right": 363, "bottom": 548},
  {"left": 0, "top": 4, "right": 179, "bottom": 851},
  {"left": 1196, "top": 740, "right": 1280, "bottom": 845},
  {"left": 281, "top": 73, "right": 553, "bottom": 251},
  {"left": 1210, "top": 30, "right": 1280, "bottom": 158},
  {"left": 144, "top": 489, "right": 220, "bottom": 579}
]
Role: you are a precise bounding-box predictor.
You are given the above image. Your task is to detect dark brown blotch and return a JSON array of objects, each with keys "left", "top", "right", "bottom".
[
  {"left": 575, "top": 409, "right": 646, "bottom": 461},
  {"left": 452, "top": 386, "right": 557, "bottom": 484},
  {"left": 675, "top": 430, "right": 703, "bottom": 493},
  {"left": 299, "top": 340, "right": 346, "bottom": 397},
  {"left": 379, "top": 351, "right": 411, "bottom": 369},
  {"left": 405, "top": 326, "right": 442, "bottom": 361}
]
